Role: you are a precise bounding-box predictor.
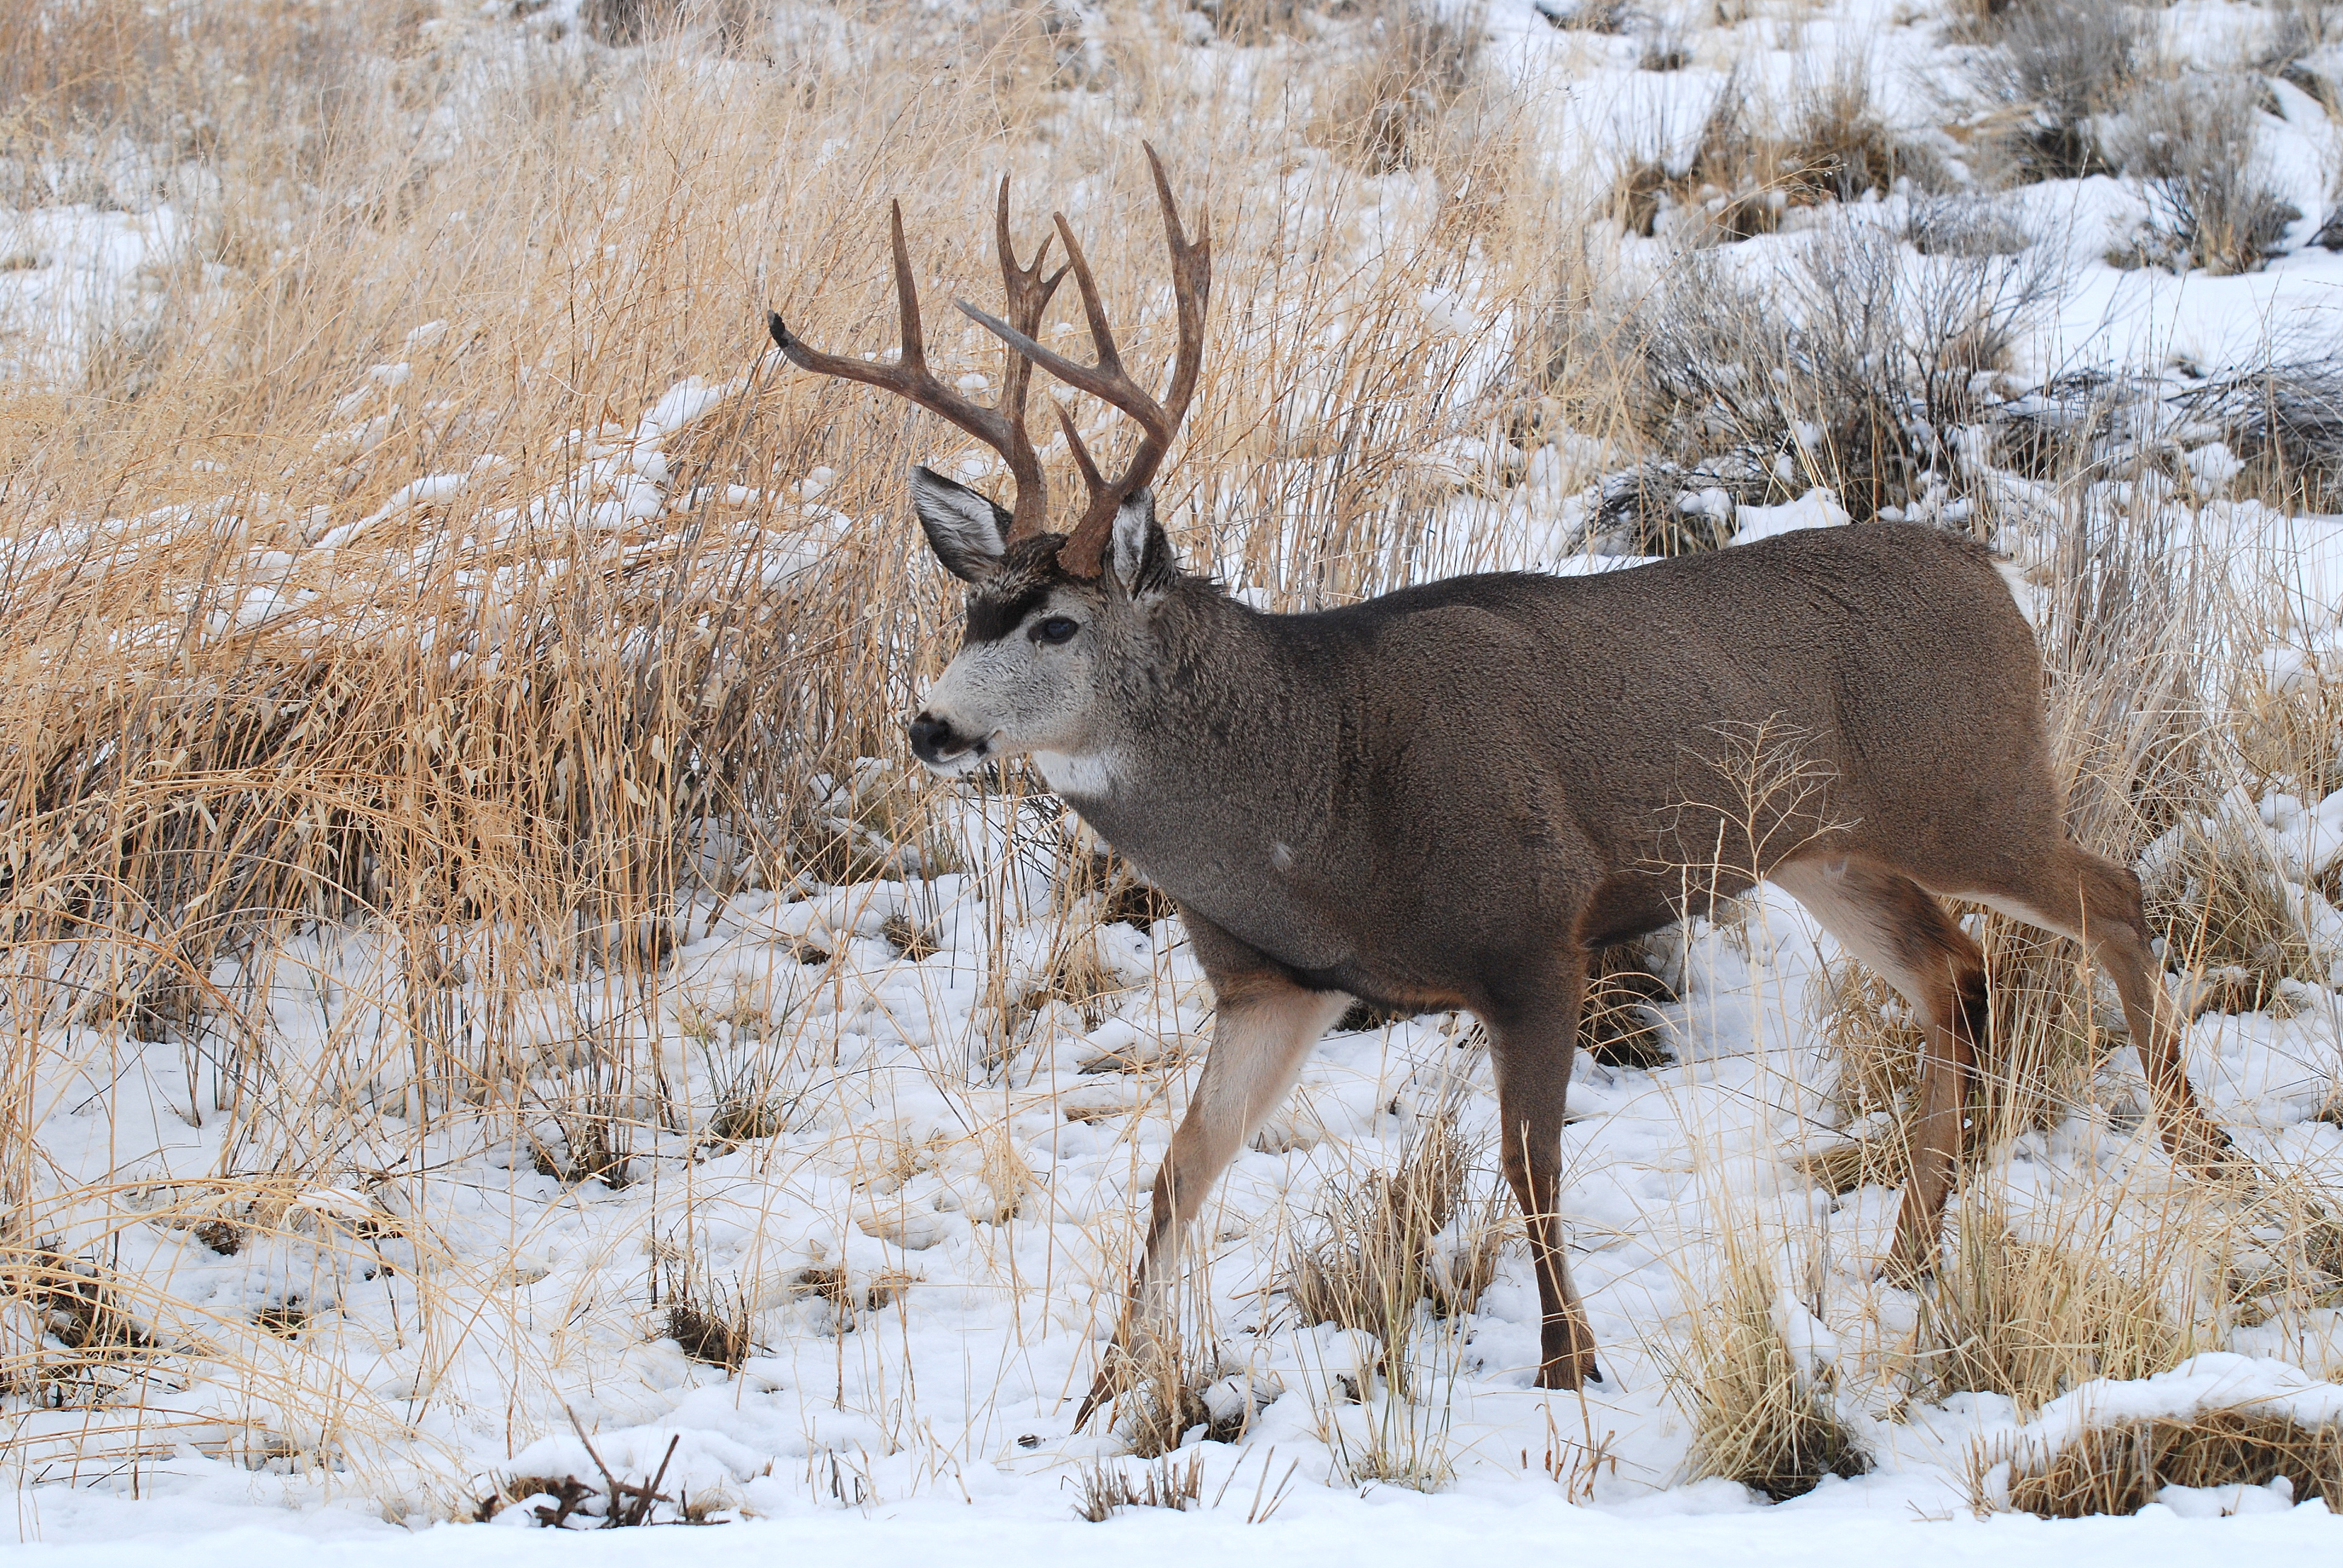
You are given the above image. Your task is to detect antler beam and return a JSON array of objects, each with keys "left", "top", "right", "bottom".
[{"left": 767, "top": 182, "right": 1066, "bottom": 540}]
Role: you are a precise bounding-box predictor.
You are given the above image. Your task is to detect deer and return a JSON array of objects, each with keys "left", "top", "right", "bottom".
[{"left": 766, "top": 148, "right": 2233, "bottom": 1422}]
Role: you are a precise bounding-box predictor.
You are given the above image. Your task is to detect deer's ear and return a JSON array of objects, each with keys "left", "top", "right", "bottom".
[
  {"left": 911, "top": 466, "right": 1009, "bottom": 583},
  {"left": 1109, "top": 489, "right": 1176, "bottom": 601}
]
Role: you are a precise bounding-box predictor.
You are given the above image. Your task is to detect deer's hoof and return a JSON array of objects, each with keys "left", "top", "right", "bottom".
[{"left": 1533, "top": 1354, "right": 1603, "bottom": 1391}]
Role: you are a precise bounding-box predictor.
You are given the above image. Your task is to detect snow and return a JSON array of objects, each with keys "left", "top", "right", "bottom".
[{"left": 9, "top": 1488, "right": 2341, "bottom": 1567}]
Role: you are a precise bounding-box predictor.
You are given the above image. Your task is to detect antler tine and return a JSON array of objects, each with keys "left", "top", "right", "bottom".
[
  {"left": 957, "top": 143, "right": 1213, "bottom": 579},
  {"left": 1055, "top": 403, "right": 1107, "bottom": 496},
  {"left": 767, "top": 198, "right": 1054, "bottom": 531},
  {"left": 993, "top": 176, "right": 1069, "bottom": 541}
]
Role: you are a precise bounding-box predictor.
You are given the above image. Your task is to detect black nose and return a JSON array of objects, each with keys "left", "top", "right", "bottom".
[{"left": 908, "top": 713, "right": 960, "bottom": 765}]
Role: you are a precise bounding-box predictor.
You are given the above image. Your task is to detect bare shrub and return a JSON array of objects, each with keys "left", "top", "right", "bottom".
[
  {"left": 1622, "top": 218, "right": 2053, "bottom": 518},
  {"left": 2171, "top": 356, "right": 2343, "bottom": 517},
  {"left": 476, "top": 1421, "right": 683, "bottom": 1527},
  {"left": 1987, "top": 1408, "right": 2343, "bottom": 1515},
  {"left": 1190, "top": 0, "right": 1320, "bottom": 44},
  {"left": 1639, "top": 26, "right": 1691, "bottom": 71},
  {"left": 1678, "top": 1230, "right": 1869, "bottom": 1501},
  {"left": 1969, "top": 0, "right": 2144, "bottom": 180},
  {"left": 2109, "top": 76, "right": 2299, "bottom": 276},
  {"left": 1904, "top": 194, "right": 2034, "bottom": 258}
]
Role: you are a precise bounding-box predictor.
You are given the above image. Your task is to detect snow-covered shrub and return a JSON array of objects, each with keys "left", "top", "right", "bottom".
[
  {"left": 2172, "top": 354, "right": 2343, "bottom": 515},
  {"left": 1677, "top": 1227, "right": 1869, "bottom": 1501},
  {"left": 2108, "top": 75, "right": 2299, "bottom": 276}
]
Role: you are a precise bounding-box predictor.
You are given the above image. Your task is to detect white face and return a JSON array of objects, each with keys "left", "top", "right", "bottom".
[
  {"left": 903, "top": 467, "right": 1164, "bottom": 789},
  {"left": 908, "top": 586, "right": 1107, "bottom": 777}
]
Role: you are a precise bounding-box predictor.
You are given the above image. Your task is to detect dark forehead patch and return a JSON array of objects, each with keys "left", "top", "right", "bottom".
[
  {"left": 966, "top": 581, "right": 1049, "bottom": 643},
  {"left": 961, "top": 536, "right": 1080, "bottom": 642}
]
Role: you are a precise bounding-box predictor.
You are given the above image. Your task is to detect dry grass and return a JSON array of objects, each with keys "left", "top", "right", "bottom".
[
  {"left": 1612, "top": 68, "right": 1913, "bottom": 246},
  {"left": 1285, "top": 1113, "right": 1506, "bottom": 1352},
  {"left": 1676, "top": 1223, "right": 1869, "bottom": 1501},
  {"left": 1984, "top": 1407, "right": 2343, "bottom": 1516},
  {"left": 1930, "top": 1200, "right": 2183, "bottom": 1413},
  {"left": 1068, "top": 1449, "right": 1205, "bottom": 1520}
]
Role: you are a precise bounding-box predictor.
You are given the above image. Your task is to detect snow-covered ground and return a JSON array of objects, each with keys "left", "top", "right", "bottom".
[{"left": 8, "top": 0, "right": 2343, "bottom": 1557}]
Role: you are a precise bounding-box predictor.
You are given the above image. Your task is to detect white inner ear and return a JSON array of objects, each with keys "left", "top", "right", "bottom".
[
  {"left": 911, "top": 471, "right": 1006, "bottom": 563},
  {"left": 1110, "top": 497, "right": 1150, "bottom": 595}
]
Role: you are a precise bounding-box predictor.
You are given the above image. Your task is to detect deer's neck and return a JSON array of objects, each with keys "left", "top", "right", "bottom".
[{"left": 1043, "top": 587, "right": 1352, "bottom": 963}]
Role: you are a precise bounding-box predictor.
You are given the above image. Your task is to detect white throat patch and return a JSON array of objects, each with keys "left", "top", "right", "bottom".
[{"left": 1032, "top": 751, "right": 1122, "bottom": 799}]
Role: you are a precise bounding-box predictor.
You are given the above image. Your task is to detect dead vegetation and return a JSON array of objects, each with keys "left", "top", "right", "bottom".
[
  {"left": 1929, "top": 1204, "right": 2181, "bottom": 1412},
  {"left": 1316, "top": 0, "right": 1491, "bottom": 175},
  {"left": 2108, "top": 75, "right": 2300, "bottom": 277},
  {"left": 1612, "top": 68, "right": 1914, "bottom": 244},
  {"left": 1966, "top": 0, "right": 2143, "bottom": 181},
  {"left": 1617, "top": 215, "right": 2053, "bottom": 523},
  {"left": 1984, "top": 1407, "right": 2343, "bottom": 1516},
  {"left": 1285, "top": 1114, "right": 1506, "bottom": 1355},
  {"left": 1677, "top": 1227, "right": 1869, "bottom": 1501},
  {"left": 1068, "top": 1449, "right": 1205, "bottom": 1520}
]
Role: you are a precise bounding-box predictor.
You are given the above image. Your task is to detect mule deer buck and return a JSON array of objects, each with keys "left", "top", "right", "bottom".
[{"left": 767, "top": 149, "right": 2232, "bottom": 1416}]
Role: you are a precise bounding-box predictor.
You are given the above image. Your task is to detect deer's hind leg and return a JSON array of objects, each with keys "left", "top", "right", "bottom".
[
  {"left": 1771, "top": 855, "right": 1989, "bottom": 1281},
  {"left": 1942, "top": 841, "right": 2231, "bottom": 1176}
]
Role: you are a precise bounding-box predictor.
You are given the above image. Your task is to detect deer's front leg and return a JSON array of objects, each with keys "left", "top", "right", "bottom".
[{"left": 1076, "top": 962, "right": 1347, "bottom": 1428}]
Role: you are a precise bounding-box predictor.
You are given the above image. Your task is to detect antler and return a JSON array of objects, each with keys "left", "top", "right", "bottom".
[
  {"left": 957, "top": 143, "right": 1211, "bottom": 580},
  {"left": 767, "top": 180, "right": 1067, "bottom": 540}
]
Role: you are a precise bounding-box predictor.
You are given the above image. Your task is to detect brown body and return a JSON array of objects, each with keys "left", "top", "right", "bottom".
[{"left": 768, "top": 155, "right": 2229, "bottom": 1419}]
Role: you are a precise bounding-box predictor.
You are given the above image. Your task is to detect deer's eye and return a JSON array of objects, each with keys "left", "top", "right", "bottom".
[{"left": 1034, "top": 616, "right": 1079, "bottom": 645}]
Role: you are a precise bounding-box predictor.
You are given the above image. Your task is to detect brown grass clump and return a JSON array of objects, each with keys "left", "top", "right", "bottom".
[
  {"left": 1931, "top": 1205, "right": 2180, "bottom": 1413},
  {"left": 1580, "top": 943, "right": 1676, "bottom": 1069},
  {"left": 2140, "top": 811, "right": 2328, "bottom": 1012},
  {"left": 1967, "top": 0, "right": 2144, "bottom": 181},
  {"left": 1678, "top": 1230, "right": 1869, "bottom": 1501},
  {"left": 1613, "top": 68, "right": 1909, "bottom": 244},
  {"left": 1795, "top": 959, "right": 1924, "bottom": 1195},
  {"left": 2106, "top": 76, "right": 2299, "bottom": 278},
  {"left": 1286, "top": 1114, "right": 1505, "bottom": 1357},
  {"left": 1987, "top": 1408, "right": 2343, "bottom": 1516},
  {"left": 1316, "top": 0, "right": 1490, "bottom": 175},
  {"left": 1068, "top": 1449, "right": 1205, "bottom": 1521}
]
